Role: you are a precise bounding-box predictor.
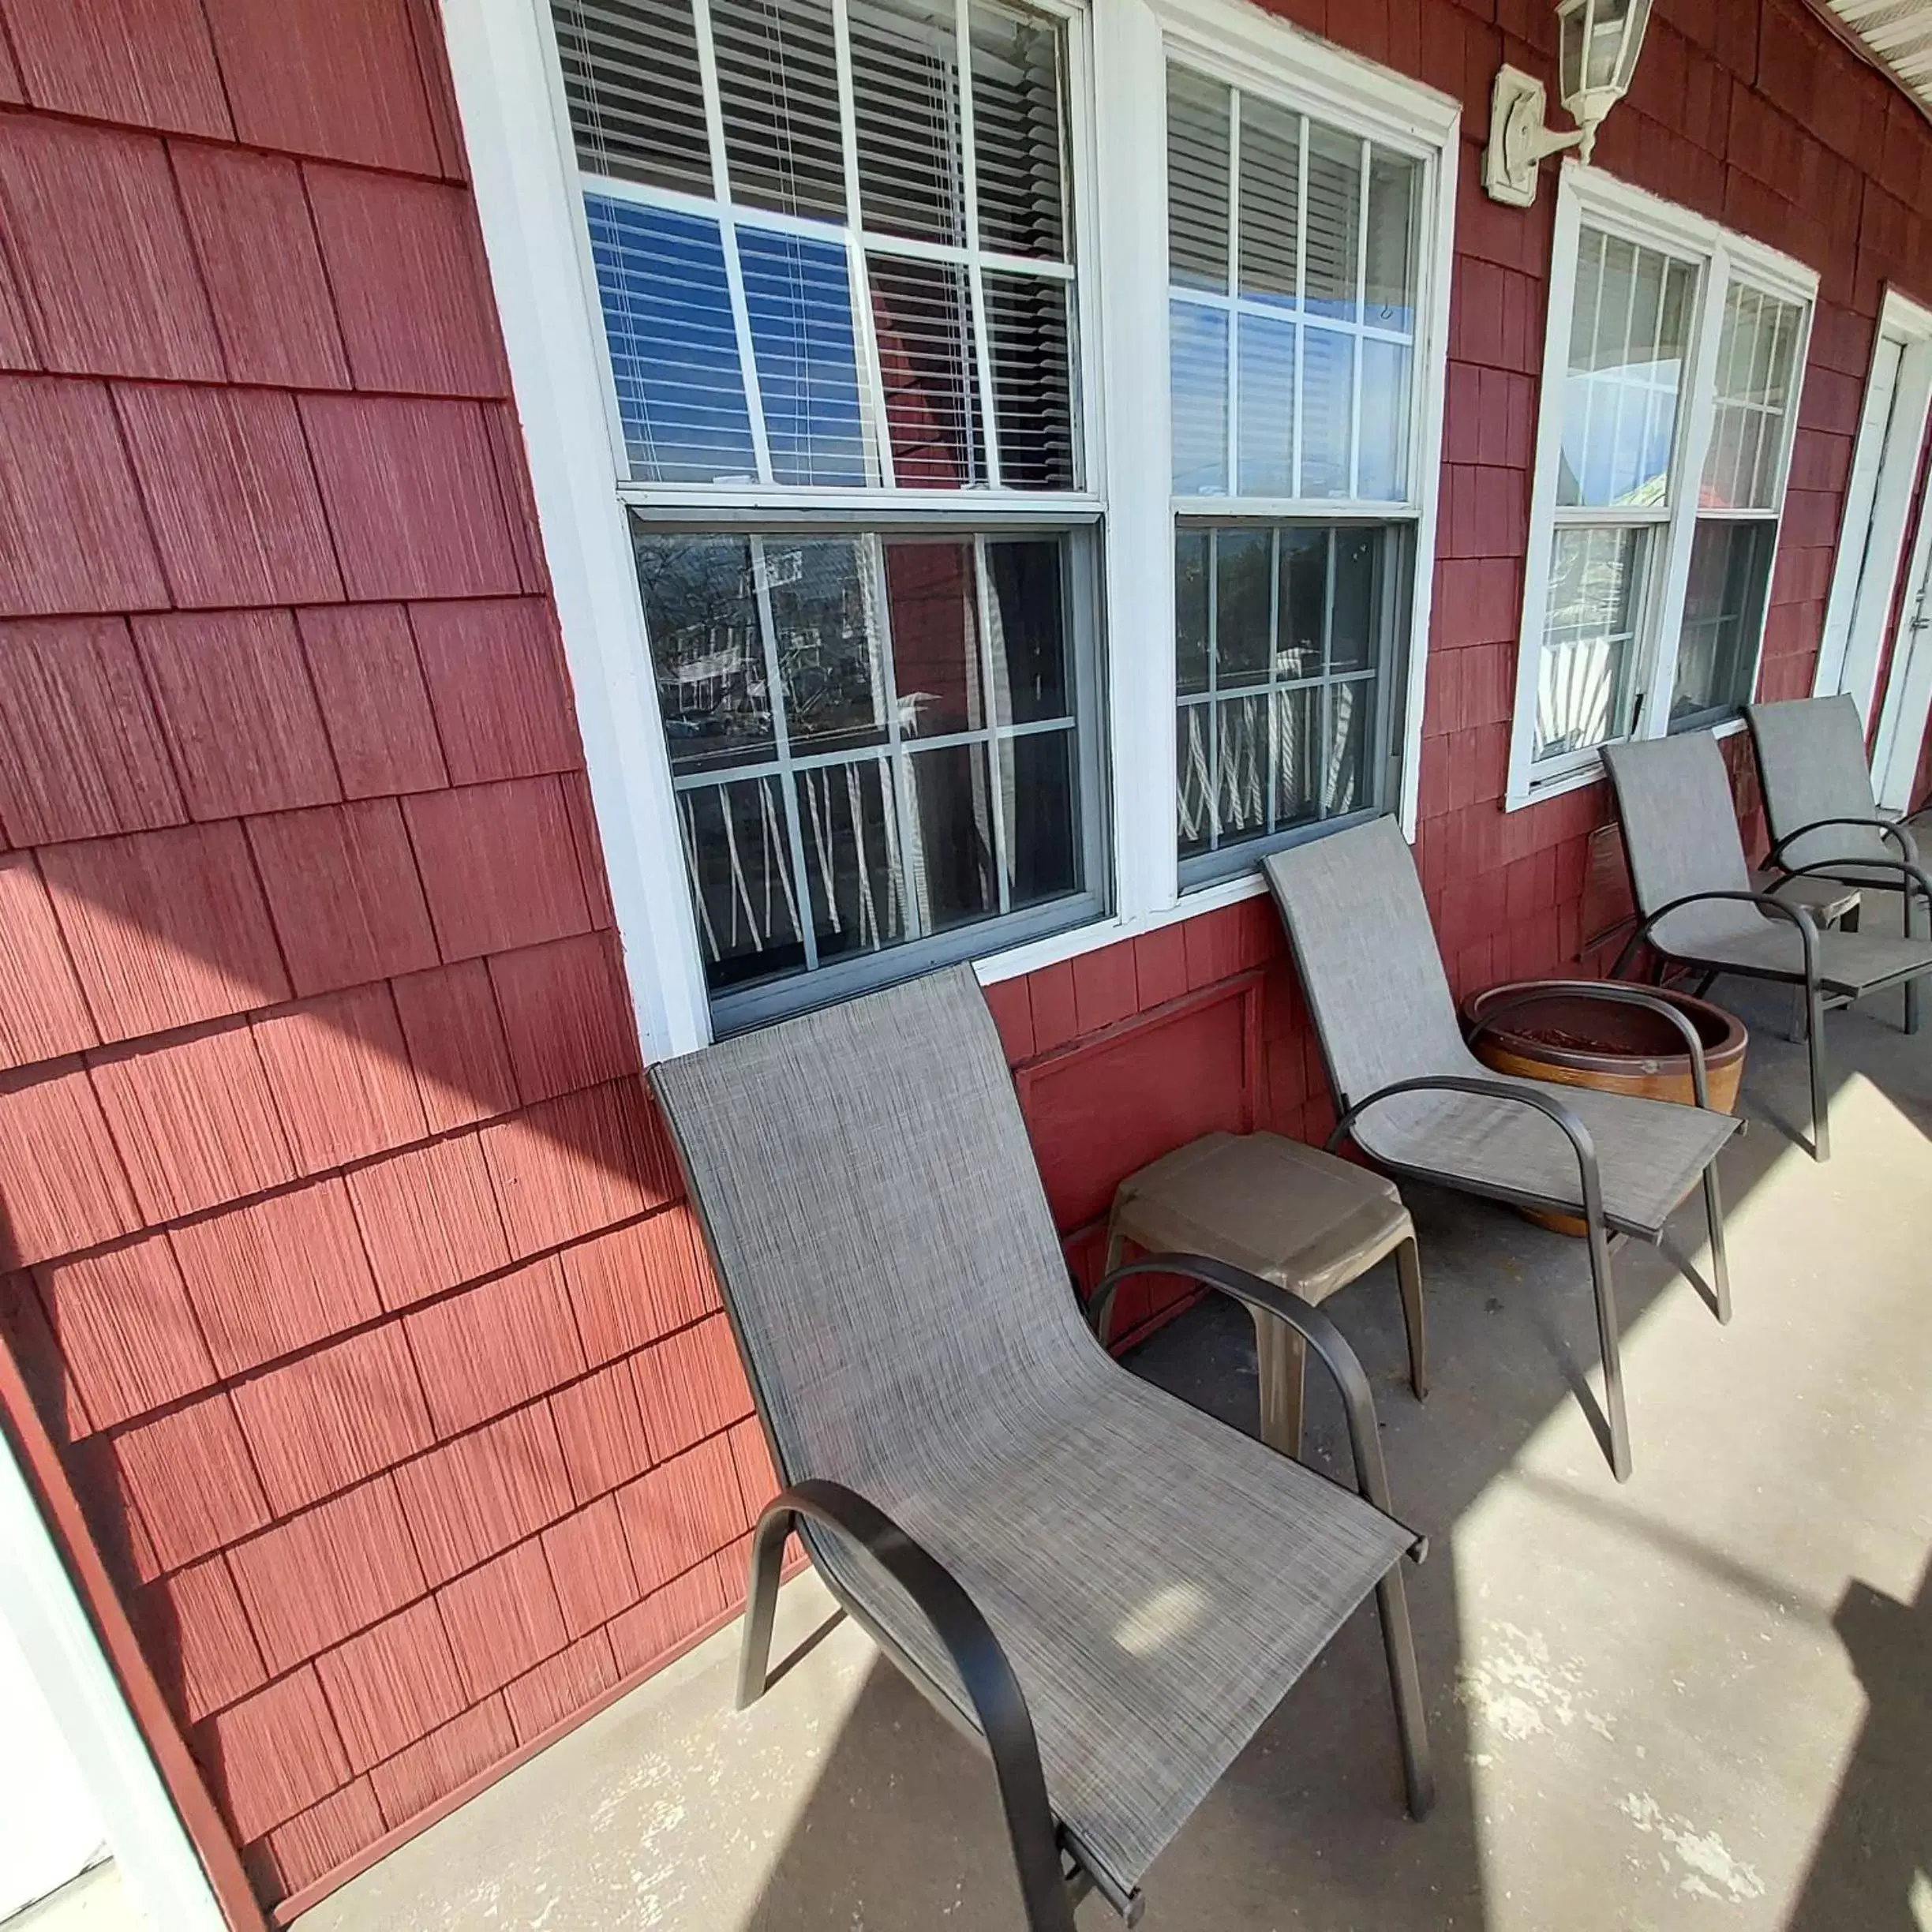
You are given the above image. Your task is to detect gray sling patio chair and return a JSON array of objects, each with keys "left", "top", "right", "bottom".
[
  {"left": 1745, "top": 694, "right": 1930, "bottom": 1035},
  {"left": 1601, "top": 731, "right": 1932, "bottom": 1165},
  {"left": 1264, "top": 817, "right": 1739, "bottom": 1485},
  {"left": 650, "top": 965, "right": 1432, "bottom": 1932}
]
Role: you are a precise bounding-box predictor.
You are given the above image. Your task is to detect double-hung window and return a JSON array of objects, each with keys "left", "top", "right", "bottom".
[
  {"left": 551, "top": 0, "right": 1104, "bottom": 1028},
  {"left": 1509, "top": 166, "right": 1814, "bottom": 803},
  {"left": 1160, "top": 51, "right": 1435, "bottom": 883}
]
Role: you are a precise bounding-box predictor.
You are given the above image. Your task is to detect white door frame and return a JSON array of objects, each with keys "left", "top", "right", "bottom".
[
  {"left": 1814, "top": 286, "right": 1932, "bottom": 724},
  {"left": 1871, "top": 500, "right": 1932, "bottom": 812},
  {"left": 0, "top": 1433, "right": 226, "bottom": 1932}
]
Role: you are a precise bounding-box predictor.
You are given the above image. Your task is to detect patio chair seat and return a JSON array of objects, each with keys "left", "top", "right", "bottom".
[
  {"left": 1644, "top": 913, "right": 1932, "bottom": 994},
  {"left": 1351, "top": 1076, "right": 1735, "bottom": 1241},
  {"left": 804, "top": 1361, "right": 1413, "bottom": 1891}
]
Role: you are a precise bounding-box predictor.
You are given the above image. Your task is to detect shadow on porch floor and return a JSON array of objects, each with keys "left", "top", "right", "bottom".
[{"left": 295, "top": 954, "right": 1932, "bottom": 1932}]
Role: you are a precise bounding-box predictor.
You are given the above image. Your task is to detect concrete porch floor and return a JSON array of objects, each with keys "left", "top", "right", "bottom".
[{"left": 298, "top": 956, "right": 1932, "bottom": 1932}]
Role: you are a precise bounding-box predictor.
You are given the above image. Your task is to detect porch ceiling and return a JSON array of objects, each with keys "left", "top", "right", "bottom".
[{"left": 1825, "top": 0, "right": 1932, "bottom": 117}]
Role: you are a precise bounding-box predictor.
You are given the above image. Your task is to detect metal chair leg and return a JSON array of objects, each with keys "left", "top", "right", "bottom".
[
  {"left": 1807, "top": 979, "right": 1832, "bottom": 1163},
  {"left": 1395, "top": 1234, "right": 1428, "bottom": 1401},
  {"left": 735, "top": 1511, "right": 788, "bottom": 1710},
  {"left": 1375, "top": 1564, "right": 1434, "bottom": 1820},
  {"left": 1585, "top": 1218, "right": 1632, "bottom": 1483},
  {"left": 1702, "top": 1159, "right": 1731, "bottom": 1326}
]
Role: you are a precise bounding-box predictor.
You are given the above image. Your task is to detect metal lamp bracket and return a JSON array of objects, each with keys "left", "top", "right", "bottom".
[{"left": 1482, "top": 65, "right": 1588, "bottom": 208}]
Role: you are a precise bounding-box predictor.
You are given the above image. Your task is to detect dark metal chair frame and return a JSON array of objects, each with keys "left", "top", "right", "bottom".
[
  {"left": 1292, "top": 973, "right": 1728, "bottom": 1485},
  {"left": 738, "top": 1253, "right": 1434, "bottom": 1932}
]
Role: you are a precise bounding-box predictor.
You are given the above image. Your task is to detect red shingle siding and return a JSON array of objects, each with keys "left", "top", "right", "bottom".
[{"left": 2, "top": 1, "right": 1931, "bottom": 1921}]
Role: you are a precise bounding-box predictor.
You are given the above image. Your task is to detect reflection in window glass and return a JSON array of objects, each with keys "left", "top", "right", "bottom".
[
  {"left": 560, "top": 0, "right": 1077, "bottom": 496},
  {"left": 1174, "top": 523, "right": 1404, "bottom": 876},
  {"left": 1166, "top": 62, "right": 1421, "bottom": 508},
  {"left": 1700, "top": 283, "right": 1803, "bottom": 511},
  {"left": 1533, "top": 526, "right": 1646, "bottom": 762},
  {"left": 1670, "top": 520, "right": 1776, "bottom": 725},
  {"left": 638, "top": 523, "right": 1090, "bottom": 1003},
  {"left": 1556, "top": 227, "right": 1695, "bottom": 509}
]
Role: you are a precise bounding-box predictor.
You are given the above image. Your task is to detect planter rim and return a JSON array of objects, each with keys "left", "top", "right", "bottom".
[{"left": 1462, "top": 979, "right": 1748, "bottom": 1080}]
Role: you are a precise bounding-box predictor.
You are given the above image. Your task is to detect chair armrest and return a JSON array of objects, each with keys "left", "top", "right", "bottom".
[
  {"left": 1611, "top": 889, "right": 1820, "bottom": 990},
  {"left": 747, "top": 1480, "right": 1076, "bottom": 1932},
  {"left": 1466, "top": 979, "right": 1715, "bottom": 1110},
  {"left": 1775, "top": 853, "right": 1932, "bottom": 908},
  {"left": 1089, "top": 1252, "right": 1419, "bottom": 1552},
  {"left": 1765, "top": 814, "right": 1920, "bottom": 870}
]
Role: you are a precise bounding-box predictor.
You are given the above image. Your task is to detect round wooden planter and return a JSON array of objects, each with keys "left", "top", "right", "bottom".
[{"left": 1462, "top": 981, "right": 1747, "bottom": 1237}]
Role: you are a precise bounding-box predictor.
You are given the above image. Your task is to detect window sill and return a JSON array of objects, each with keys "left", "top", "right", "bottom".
[
  {"left": 1505, "top": 715, "right": 1748, "bottom": 811},
  {"left": 975, "top": 867, "right": 1271, "bottom": 986}
]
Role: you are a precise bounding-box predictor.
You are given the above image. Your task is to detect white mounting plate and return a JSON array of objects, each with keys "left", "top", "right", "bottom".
[{"left": 1483, "top": 65, "right": 1549, "bottom": 208}]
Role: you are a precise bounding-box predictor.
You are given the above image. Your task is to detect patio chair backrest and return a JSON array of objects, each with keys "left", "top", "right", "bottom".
[
  {"left": 1600, "top": 733, "right": 1755, "bottom": 953},
  {"left": 649, "top": 966, "right": 1095, "bottom": 1502},
  {"left": 1263, "top": 817, "right": 1476, "bottom": 1109},
  {"left": 1745, "top": 695, "right": 1893, "bottom": 871}
]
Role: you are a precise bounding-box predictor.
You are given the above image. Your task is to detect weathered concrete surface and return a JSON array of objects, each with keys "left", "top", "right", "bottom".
[{"left": 298, "top": 955, "right": 1932, "bottom": 1932}]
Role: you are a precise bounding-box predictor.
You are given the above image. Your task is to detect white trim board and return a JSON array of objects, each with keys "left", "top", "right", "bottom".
[
  {"left": 1814, "top": 286, "right": 1932, "bottom": 726},
  {"left": 445, "top": 0, "right": 1458, "bottom": 1053},
  {"left": 0, "top": 1435, "right": 224, "bottom": 1932}
]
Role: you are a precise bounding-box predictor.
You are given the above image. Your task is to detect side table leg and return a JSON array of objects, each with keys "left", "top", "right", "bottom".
[
  {"left": 1396, "top": 1234, "right": 1428, "bottom": 1402},
  {"left": 1251, "top": 1306, "right": 1306, "bottom": 1460}
]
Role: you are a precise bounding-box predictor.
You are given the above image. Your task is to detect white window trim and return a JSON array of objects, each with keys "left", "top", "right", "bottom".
[
  {"left": 442, "top": 0, "right": 1455, "bottom": 1054},
  {"left": 1506, "top": 162, "right": 1819, "bottom": 812},
  {"left": 1814, "top": 284, "right": 1932, "bottom": 723}
]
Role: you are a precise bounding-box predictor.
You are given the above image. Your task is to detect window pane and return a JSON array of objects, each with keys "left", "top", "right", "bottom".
[
  {"left": 1558, "top": 227, "right": 1693, "bottom": 508},
  {"left": 638, "top": 533, "right": 772, "bottom": 773},
  {"left": 1166, "top": 67, "right": 1230, "bottom": 293},
  {"left": 639, "top": 520, "right": 1094, "bottom": 1009},
  {"left": 1324, "top": 677, "right": 1376, "bottom": 815},
  {"left": 1701, "top": 283, "right": 1804, "bottom": 511},
  {"left": 1303, "top": 124, "right": 1361, "bottom": 320},
  {"left": 971, "top": 0, "right": 1067, "bottom": 260},
  {"left": 1299, "top": 326, "right": 1354, "bottom": 497},
  {"left": 987, "top": 539, "right": 1069, "bottom": 722},
  {"left": 905, "top": 742, "right": 998, "bottom": 929},
  {"left": 869, "top": 253, "right": 984, "bottom": 487},
  {"left": 679, "top": 775, "right": 806, "bottom": 990},
  {"left": 1273, "top": 683, "right": 1320, "bottom": 827},
  {"left": 1236, "top": 312, "right": 1296, "bottom": 496},
  {"left": 799, "top": 757, "right": 910, "bottom": 960},
  {"left": 1329, "top": 526, "right": 1380, "bottom": 672},
  {"left": 885, "top": 540, "right": 979, "bottom": 736},
  {"left": 766, "top": 539, "right": 889, "bottom": 751},
  {"left": 711, "top": 0, "right": 845, "bottom": 219},
  {"left": 1358, "top": 337, "right": 1410, "bottom": 501},
  {"left": 851, "top": 0, "right": 962, "bottom": 245},
  {"left": 1237, "top": 95, "right": 1300, "bottom": 305},
  {"left": 1277, "top": 526, "right": 1325, "bottom": 676},
  {"left": 1363, "top": 149, "right": 1417, "bottom": 329},
  {"left": 1176, "top": 529, "right": 1211, "bottom": 695},
  {"left": 1172, "top": 521, "right": 1403, "bottom": 873},
  {"left": 739, "top": 229, "right": 867, "bottom": 485},
  {"left": 586, "top": 197, "right": 758, "bottom": 484},
  {"left": 1533, "top": 525, "right": 1646, "bottom": 762},
  {"left": 555, "top": 0, "right": 713, "bottom": 196},
  {"left": 1670, "top": 519, "right": 1776, "bottom": 724},
  {"left": 984, "top": 271, "right": 1075, "bottom": 489},
  {"left": 1003, "top": 728, "right": 1080, "bottom": 907},
  {"left": 1216, "top": 530, "right": 1272, "bottom": 687},
  {"left": 1170, "top": 301, "right": 1229, "bottom": 496}
]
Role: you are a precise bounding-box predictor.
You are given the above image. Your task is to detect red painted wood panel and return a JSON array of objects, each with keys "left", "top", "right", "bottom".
[
  {"left": 410, "top": 597, "right": 579, "bottom": 783},
  {"left": 562, "top": 1208, "right": 719, "bottom": 1365},
  {"left": 0, "top": 1061, "right": 142, "bottom": 1267},
  {"left": 487, "top": 931, "right": 642, "bottom": 1106},
  {"left": 390, "top": 959, "right": 520, "bottom": 1135},
  {"left": 403, "top": 1257, "right": 586, "bottom": 1439},
  {"left": 0, "top": 616, "right": 185, "bottom": 845},
  {"left": 391, "top": 1402, "right": 573, "bottom": 1586},
  {"left": 345, "top": 1134, "right": 511, "bottom": 1311},
  {"left": 252, "top": 985, "right": 431, "bottom": 1175},
  {"left": 296, "top": 606, "right": 448, "bottom": 800},
  {"left": 313, "top": 1597, "right": 466, "bottom": 1773},
  {"left": 0, "top": 0, "right": 233, "bottom": 137},
  {"left": 139, "top": 1556, "right": 268, "bottom": 1724},
  {"left": 0, "top": 855, "right": 99, "bottom": 1071},
  {"left": 541, "top": 1495, "right": 640, "bottom": 1638},
  {"left": 0, "top": 117, "right": 223, "bottom": 380}
]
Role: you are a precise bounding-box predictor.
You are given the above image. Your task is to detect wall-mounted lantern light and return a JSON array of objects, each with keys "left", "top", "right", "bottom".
[{"left": 1482, "top": 0, "right": 1653, "bottom": 208}]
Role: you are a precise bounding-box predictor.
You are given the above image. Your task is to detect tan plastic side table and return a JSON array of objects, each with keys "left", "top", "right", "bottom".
[{"left": 1101, "top": 1131, "right": 1425, "bottom": 1459}]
